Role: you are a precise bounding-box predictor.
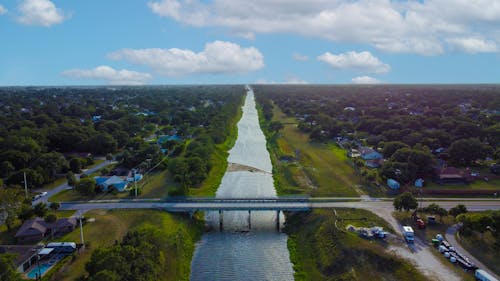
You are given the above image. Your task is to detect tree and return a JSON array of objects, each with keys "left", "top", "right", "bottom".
[
  {"left": 448, "top": 138, "right": 487, "bottom": 166},
  {"left": 49, "top": 202, "right": 60, "bottom": 211},
  {"left": 269, "top": 121, "right": 284, "bottom": 133},
  {"left": 33, "top": 202, "right": 48, "bottom": 218},
  {"left": 0, "top": 253, "right": 23, "bottom": 281},
  {"left": 449, "top": 204, "right": 468, "bottom": 217},
  {"left": 44, "top": 214, "right": 57, "bottom": 223},
  {"left": 76, "top": 178, "right": 96, "bottom": 196},
  {"left": 393, "top": 192, "right": 418, "bottom": 211},
  {"left": 0, "top": 188, "right": 23, "bottom": 231},
  {"left": 69, "top": 158, "right": 82, "bottom": 173},
  {"left": 17, "top": 205, "right": 34, "bottom": 222},
  {"left": 66, "top": 171, "right": 77, "bottom": 187}
]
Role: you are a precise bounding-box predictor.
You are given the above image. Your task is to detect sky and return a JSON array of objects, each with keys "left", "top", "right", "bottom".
[{"left": 1, "top": 0, "right": 500, "bottom": 85}]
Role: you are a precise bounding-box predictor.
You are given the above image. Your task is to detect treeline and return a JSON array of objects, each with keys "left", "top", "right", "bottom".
[
  {"left": 458, "top": 210, "right": 500, "bottom": 249},
  {"left": 253, "top": 85, "right": 500, "bottom": 183},
  {"left": 0, "top": 85, "right": 243, "bottom": 189}
]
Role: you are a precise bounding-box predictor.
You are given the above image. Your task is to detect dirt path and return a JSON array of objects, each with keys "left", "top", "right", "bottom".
[
  {"left": 333, "top": 202, "right": 461, "bottom": 281},
  {"left": 446, "top": 224, "right": 500, "bottom": 280}
]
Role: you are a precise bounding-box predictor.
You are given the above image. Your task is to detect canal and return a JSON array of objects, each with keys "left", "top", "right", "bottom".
[{"left": 190, "top": 86, "right": 295, "bottom": 280}]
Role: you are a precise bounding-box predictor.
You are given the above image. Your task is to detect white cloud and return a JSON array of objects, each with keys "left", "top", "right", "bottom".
[
  {"left": 293, "top": 53, "right": 309, "bottom": 61},
  {"left": 318, "top": 51, "right": 390, "bottom": 74},
  {"left": 254, "top": 76, "right": 308, "bottom": 84},
  {"left": 16, "top": 0, "right": 66, "bottom": 27},
  {"left": 351, "top": 76, "right": 381, "bottom": 84},
  {"left": 446, "top": 37, "right": 498, "bottom": 54},
  {"left": 147, "top": 0, "right": 500, "bottom": 55},
  {"left": 0, "top": 5, "right": 7, "bottom": 15},
  {"left": 62, "top": 66, "right": 153, "bottom": 85},
  {"left": 108, "top": 40, "right": 264, "bottom": 76}
]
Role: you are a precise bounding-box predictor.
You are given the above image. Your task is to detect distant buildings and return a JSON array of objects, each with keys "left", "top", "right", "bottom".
[{"left": 15, "top": 217, "right": 77, "bottom": 243}]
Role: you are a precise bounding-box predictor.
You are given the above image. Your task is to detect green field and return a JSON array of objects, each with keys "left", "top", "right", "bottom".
[
  {"left": 285, "top": 209, "right": 425, "bottom": 281},
  {"left": 48, "top": 209, "right": 203, "bottom": 281},
  {"left": 425, "top": 179, "right": 500, "bottom": 190},
  {"left": 264, "top": 105, "right": 360, "bottom": 197}
]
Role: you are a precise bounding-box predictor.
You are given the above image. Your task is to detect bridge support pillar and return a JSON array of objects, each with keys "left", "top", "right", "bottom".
[
  {"left": 248, "top": 210, "right": 251, "bottom": 230},
  {"left": 219, "top": 210, "right": 223, "bottom": 232},
  {"left": 276, "top": 210, "right": 280, "bottom": 232}
]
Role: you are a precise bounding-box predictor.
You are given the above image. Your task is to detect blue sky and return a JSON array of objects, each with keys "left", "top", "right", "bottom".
[{"left": 1, "top": 0, "right": 500, "bottom": 85}]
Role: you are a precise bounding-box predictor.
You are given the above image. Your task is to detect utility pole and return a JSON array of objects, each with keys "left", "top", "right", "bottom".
[
  {"left": 134, "top": 171, "right": 138, "bottom": 197},
  {"left": 78, "top": 212, "right": 85, "bottom": 249},
  {"left": 23, "top": 172, "right": 28, "bottom": 199}
]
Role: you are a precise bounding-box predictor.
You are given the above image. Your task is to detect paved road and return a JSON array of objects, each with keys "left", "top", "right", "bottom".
[
  {"left": 446, "top": 224, "right": 500, "bottom": 280},
  {"left": 32, "top": 160, "right": 116, "bottom": 206},
  {"left": 59, "top": 199, "right": 500, "bottom": 213}
]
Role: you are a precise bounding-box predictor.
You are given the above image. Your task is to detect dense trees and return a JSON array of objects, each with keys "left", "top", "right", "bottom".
[
  {"left": 0, "top": 85, "right": 243, "bottom": 192},
  {"left": 84, "top": 226, "right": 169, "bottom": 281},
  {"left": 393, "top": 192, "right": 418, "bottom": 211},
  {"left": 0, "top": 254, "right": 22, "bottom": 281}
]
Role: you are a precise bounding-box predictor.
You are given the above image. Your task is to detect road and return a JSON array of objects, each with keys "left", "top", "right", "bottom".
[
  {"left": 32, "top": 160, "right": 116, "bottom": 206},
  {"left": 446, "top": 224, "right": 500, "bottom": 280}
]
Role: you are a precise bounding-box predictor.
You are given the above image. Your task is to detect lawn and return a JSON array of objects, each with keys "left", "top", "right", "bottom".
[
  {"left": 425, "top": 179, "right": 500, "bottom": 190},
  {"left": 48, "top": 209, "right": 204, "bottom": 281},
  {"left": 266, "top": 105, "right": 360, "bottom": 197}
]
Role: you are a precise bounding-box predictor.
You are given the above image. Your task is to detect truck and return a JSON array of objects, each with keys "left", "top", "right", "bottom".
[
  {"left": 475, "top": 269, "right": 499, "bottom": 281},
  {"left": 403, "top": 226, "right": 414, "bottom": 243}
]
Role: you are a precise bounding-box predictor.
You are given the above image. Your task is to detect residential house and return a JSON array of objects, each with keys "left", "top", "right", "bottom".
[
  {"left": 15, "top": 218, "right": 49, "bottom": 243},
  {"left": 0, "top": 245, "right": 44, "bottom": 272},
  {"left": 15, "top": 217, "right": 77, "bottom": 244},
  {"left": 359, "top": 147, "right": 383, "bottom": 160},
  {"left": 94, "top": 175, "right": 129, "bottom": 192},
  {"left": 366, "top": 158, "right": 384, "bottom": 168},
  {"left": 435, "top": 167, "right": 469, "bottom": 184}
]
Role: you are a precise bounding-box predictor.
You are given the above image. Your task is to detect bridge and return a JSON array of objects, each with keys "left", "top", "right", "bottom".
[{"left": 59, "top": 197, "right": 500, "bottom": 231}]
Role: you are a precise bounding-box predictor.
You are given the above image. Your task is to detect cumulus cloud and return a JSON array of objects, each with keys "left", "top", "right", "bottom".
[
  {"left": 108, "top": 40, "right": 264, "bottom": 76},
  {"left": 293, "top": 53, "right": 309, "bottom": 61},
  {"left": 351, "top": 76, "right": 381, "bottom": 84},
  {"left": 147, "top": 0, "right": 500, "bottom": 55},
  {"left": 0, "top": 5, "right": 7, "bottom": 15},
  {"left": 318, "top": 51, "right": 390, "bottom": 74},
  {"left": 16, "top": 0, "right": 66, "bottom": 26},
  {"left": 446, "top": 37, "right": 498, "bottom": 54},
  {"left": 62, "top": 66, "right": 153, "bottom": 85}
]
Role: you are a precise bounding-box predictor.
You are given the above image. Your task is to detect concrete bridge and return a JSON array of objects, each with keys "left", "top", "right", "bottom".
[{"left": 60, "top": 196, "right": 500, "bottom": 231}]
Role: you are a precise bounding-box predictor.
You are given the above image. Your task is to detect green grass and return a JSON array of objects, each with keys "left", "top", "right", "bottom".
[
  {"left": 48, "top": 209, "right": 204, "bottom": 281},
  {"left": 425, "top": 179, "right": 500, "bottom": 190},
  {"left": 39, "top": 177, "right": 67, "bottom": 191},
  {"left": 284, "top": 209, "right": 426, "bottom": 281},
  {"left": 262, "top": 104, "right": 360, "bottom": 197},
  {"left": 139, "top": 170, "right": 176, "bottom": 198}
]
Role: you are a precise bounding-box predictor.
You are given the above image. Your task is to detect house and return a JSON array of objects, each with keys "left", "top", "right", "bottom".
[
  {"left": 15, "top": 218, "right": 49, "bottom": 243},
  {"left": 491, "top": 164, "right": 500, "bottom": 175},
  {"left": 387, "top": 179, "right": 400, "bottom": 190},
  {"left": 15, "top": 218, "right": 77, "bottom": 243},
  {"left": 359, "top": 147, "right": 383, "bottom": 160},
  {"left": 92, "top": 115, "right": 102, "bottom": 122},
  {"left": 0, "top": 245, "right": 44, "bottom": 272},
  {"left": 157, "top": 134, "right": 181, "bottom": 145},
  {"left": 94, "top": 175, "right": 129, "bottom": 192},
  {"left": 53, "top": 218, "right": 77, "bottom": 235},
  {"left": 348, "top": 149, "right": 361, "bottom": 158},
  {"left": 435, "top": 167, "right": 467, "bottom": 184}
]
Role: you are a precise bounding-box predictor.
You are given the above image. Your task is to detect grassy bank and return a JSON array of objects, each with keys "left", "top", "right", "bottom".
[
  {"left": 284, "top": 209, "right": 425, "bottom": 281},
  {"left": 48, "top": 209, "right": 204, "bottom": 281},
  {"left": 258, "top": 102, "right": 360, "bottom": 197},
  {"left": 190, "top": 93, "right": 244, "bottom": 196}
]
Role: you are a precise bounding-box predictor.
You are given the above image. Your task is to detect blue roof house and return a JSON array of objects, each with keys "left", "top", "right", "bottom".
[
  {"left": 360, "top": 147, "right": 383, "bottom": 160},
  {"left": 387, "top": 179, "right": 400, "bottom": 190},
  {"left": 94, "top": 176, "right": 128, "bottom": 192}
]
